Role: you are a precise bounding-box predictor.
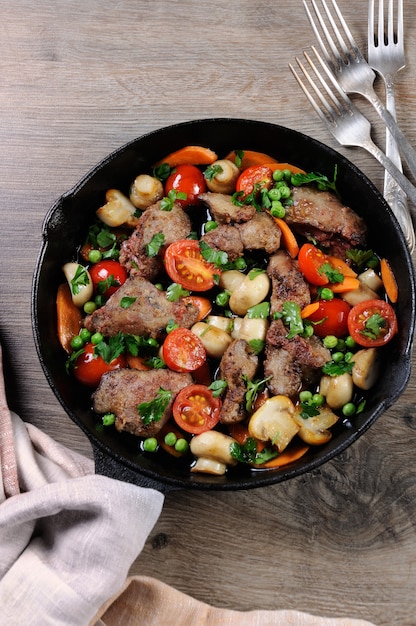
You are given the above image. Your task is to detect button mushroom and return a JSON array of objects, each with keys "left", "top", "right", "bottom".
[
  {"left": 319, "top": 372, "right": 354, "bottom": 410},
  {"left": 248, "top": 395, "right": 299, "bottom": 453},
  {"left": 228, "top": 270, "right": 271, "bottom": 316},
  {"left": 191, "top": 321, "right": 233, "bottom": 359},
  {"left": 96, "top": 189, "right": 137, "bottom": 228},
  {"left": 292, "top": 405, "right": 339, "bottom": 445},
  {"left": 205, "top": 159, "right": 240, "bottom": 194},
  {"left": 129, "top": 174, "right": 164, "bottom": 210},
  {"left": 351, "top": 348, "right": 381, "bottom": 390},
  {"left": 62, "top": 262, "right": 93, "bottom": 308},
  {"left": 190, "top": 430, "right": 238, "bottom": 475}
]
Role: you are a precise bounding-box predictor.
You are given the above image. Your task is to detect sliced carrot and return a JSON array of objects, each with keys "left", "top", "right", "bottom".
[
  {"left": 301, "top": 302, "right": 320, "bottom": 319},
  {"left": 380, "top": 258, "right": 398, "bottom": 303},
  {"left": 126, "top": 354, "right": 152, "bottom": 371},
  {"left": 330, "top": 277, "right": 360, "bottom": 293},
  {"left": 265, "top": 162, "right": 306, "bottom": 175},
  {"left": 273, "top": 217, "right": 299, "bottom": 259},
  {"left": 257, "top": 443, "right": 309, "bottom": 468},
  {"left": 224, "top": 149, "right": 279, "bottom": 170},
  {"left": 327, "top": 255, "right": 357, "bottom": 278},
  {"left": 182, "top": 296, "right": 212, "bottom": 321},
  {"left": 56, "top": 283, "right": 82, "bottom": 353},
  {"left": 154, "top": 145, "right": 218, "bottom": 167}
]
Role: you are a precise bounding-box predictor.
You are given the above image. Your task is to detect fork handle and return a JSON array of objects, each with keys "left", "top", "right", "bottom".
[
  {"left": 363, "top": 137, "right": 416, "bottom": 210},
  {"left": 367, "top": 89, "right": 416, "bottom": 183}
]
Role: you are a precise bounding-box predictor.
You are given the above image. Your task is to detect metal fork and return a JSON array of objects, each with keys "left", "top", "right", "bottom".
[
  {"left": 289, "top": 47, "right": 416, "bottom": 212},
  {"left": 368, "top": 0, "right": 414, "bottom": 251},
  {"left": 302, "top": 0, "right": 416, "bottom": 183}
]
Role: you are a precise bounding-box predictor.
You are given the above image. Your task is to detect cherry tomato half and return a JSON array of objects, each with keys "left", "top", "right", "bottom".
[
  {"left": 236, "top": 165, "right": 273, "bottom": 198},
  {"left": 298, "top": 243, "right": 331, "bottom": 286},
  {"left": 164, "top": 239, "right": 218, "bottom": 292},
  {"left": 162, "top": 328, "right": 207, "bottom": 372},
  {"left": 307, "top": 299, "right": 351, "bottom": 338},
  {"left": 89, "top": 260, "right": 127, "bottom": 299},
  {"left": 173, "top": 384, "right": 221, "bottom": 434},
  {"left": 73, "top": 342, "right": 127, "bottom": 387},
  {"left": 164, "top": 164, "right": 207, "bottom": 208},
  {"left": 348, "top": 299, "right": 398, "bottom": 347}
]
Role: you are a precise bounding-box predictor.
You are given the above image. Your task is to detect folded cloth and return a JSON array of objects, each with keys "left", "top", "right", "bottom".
[{"left": 0, "top": 344, "right": 376, "bottom": 626}]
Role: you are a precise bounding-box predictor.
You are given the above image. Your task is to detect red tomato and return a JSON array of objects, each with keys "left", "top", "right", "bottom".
[
  {"left": 73, "top": 342, "right": 126, "bottom": 387},
  {"left": 173, "top": 384, "right": 221, "bottom": 434},
  {"left": 348, "top": 299, "right": 398, "bottom": 347},
  {"left": 164, "top": 164, "right": 207, "bottom": 208},
  {"left": 164, "top": 239, "right": 217, "bottom": 292},
  {"left": 89, "top": 260, "right": 127, "bottom": 299},
  {"left": 162, "top": 328, "right": 207, "bottom": 372},
  {"left": 307, "top": 299, "right": 351, "bottom": 338},
  {"left": 236, "top": 165, "right": 273, "bottom": 198},
  {"left": 298, "top": 243, "right": 330, "bottom": 286}
]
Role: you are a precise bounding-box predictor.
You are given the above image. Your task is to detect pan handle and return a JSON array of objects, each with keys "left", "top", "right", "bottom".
[{"left": 93, "top": 446, "right": 179, "bottom": 494}]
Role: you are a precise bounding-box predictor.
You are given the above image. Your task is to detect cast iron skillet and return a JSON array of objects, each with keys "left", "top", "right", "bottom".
[{"left": 32, "top": 118, "right": 416, "bottom": 492}]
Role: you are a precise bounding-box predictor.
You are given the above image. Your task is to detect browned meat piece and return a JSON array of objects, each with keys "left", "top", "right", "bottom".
[
  {"left": 93, "top": 368, "right": 193, "bottom": 437},
  {"left": 84, "top": 275, "right": 199, "bottom": 339},
  {"left": 219, "top": 339, "right": 258, "bottom": 424},
  {"left": 119, "top": 200, "right": 191, "bottom": 279},
  {"left": 264, "top": 320, "right": 331, "bottom": 398},
  {"left": 237, "top": 211, "right": 281, "bottom": 254},
  {"left": 199, "top": 192, "right": 256, "bottom": 224},
  {"left": 267, "top": 250, "right": 310, "bottom": 314},
  {"left": 286, "top": 186, "right": 367, "bottom": 252},
  {"left": 201, "top": 224, "right": 244, "bottom": 262}
]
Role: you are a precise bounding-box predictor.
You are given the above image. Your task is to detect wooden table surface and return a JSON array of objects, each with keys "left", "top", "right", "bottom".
[{"left": 2, "top": 1, "right": 416, "bottom": 624}]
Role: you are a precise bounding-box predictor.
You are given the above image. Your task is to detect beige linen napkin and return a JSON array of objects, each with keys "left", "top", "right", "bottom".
[{"left": 0, "top": 344, "right": 376, "bottom": 626}]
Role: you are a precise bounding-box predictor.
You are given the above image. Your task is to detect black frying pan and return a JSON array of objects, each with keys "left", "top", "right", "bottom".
[{"left": 31, "top": 118, "right": 416, "bottom": 492}]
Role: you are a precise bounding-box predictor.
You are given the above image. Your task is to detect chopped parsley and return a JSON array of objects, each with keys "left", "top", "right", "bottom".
[
  {"left": 70, "top": 265, "right": 90, "bottom": 296},
  {"left": 246, "top": 302, "right": 270, "bottom": 319},
  {"left": 280, "top": 301, "right": 304, "bottom": 339},
  {"left": 230, "top": 438, "right": 278, "bottom": 465},
  {"left": 94, "top": 333, "right": 125, "bottom": 364},
  {"left": 291, "top": 167, "right": 338, "bottom": 194},
  {"left": 120, "top": 296, "right": 136, "bottom": 309},
  {"left": 146, "top": 232, "right": 165, "bottom": 257},
  {"left": 204, "top": 163, "right": 223, "bottom": 181},
  {"left": 208, "top": 379, "right": 227, "bottom": 397},
  {"left": 160, "top": 189, "right": 187, "bottom": 211},
  {"left": 318, "top": 262, "right": 344, "bottom": 284},
  {"left": 244, "top": 375, "right": 272, "bottom": 412},
  {"left": 361, "top": 313, "right": 387, "bottom": 340},
  {"left": 137, "top": 387, "right": 173, "bottom": 425},
  {"left": 166, "top": 282, "right": 190, "bottom": 302},
  {"left": 199, "top": 240, "right": 228, "bottom": 268},
  {"left": 153, "top": 163, "right": 173, "bottom": 182}
]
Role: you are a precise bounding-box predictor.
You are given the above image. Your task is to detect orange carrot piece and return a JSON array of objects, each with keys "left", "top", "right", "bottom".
[
  {"left": 154, "top": 145, "right": 218, "bottom": 167},
  {"left": 258, "top": 443, "right": 310, "bottom": 468},
  {"left": 273, "top": 217, "right": 299, "bottom": 258},
  {"left": 301, "top": 302, "right": 320, "bottom": 319},
  {"left": 327, "top": 255, "right": 357, "bottom": 278},
  {"left": 380, "top": 258, "right": 399, "bottom": 303},
  {"left": 224, "top": 149, "right": 279, "bottom": 170},
  {"left": 265, "top": 162, "right": 306, "bottom": 175},
  {"left": 56, "top": 283, "right": 82, "bottom": 353},
  {"left": 182, "top": 296, "right": 212, "bottom": 321},
  {"left": 126, "top": 354, "right": 152, "bottom": 371},
  {"left": 330, "top": 277, "right": 360, "bottom": 293}
]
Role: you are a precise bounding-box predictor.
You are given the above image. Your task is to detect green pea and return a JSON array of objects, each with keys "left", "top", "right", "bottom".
[
  {"left": 83, "top": 301, "right": 97, "bottom": 315},
  {"left": 312, "top": 393, "right": 325, "bottom": 407},
  {"left": 174, "top": 438, "right": 189, "bottom": 453},
  {"left": 332, "top": 351, "right": 344, "bottom": 363},
  {"left": 323, "top": 335, "right": 338, "bottom": 349},
  {"left": 299, "top": 390, "right": 313, "bottom": 403},
  {"left": 102, "top": 413, "right": 115, "bottom": 426},
  {"left": 336, "top": 339, "right": 346, "bottom": 351},
  {"left": 143, "top": 437, "right": 158, "bottom": 452},
  {"left": 279, "top": 185, "right": 291, "bottom": 199},
  {"left": 272, "top": 169, "right": 284, "bottom": 182},
  {"left": 70, "top": 335, "right": 84, "bottom": 350},
  {"left": 215, "top": 291, "right": 230, "bottom": 307},
  {"left": 91, "top": 332, "right": 104, "bottom": 345},
  {"left": 95, "top": 295, "right": 105, "bottom": 308},
  {"left": 344, "top": 351, "right": 354, "bottom": 362},
  {"left": 164, "top": 432, "right": 177, "bottom": 447},
  {"left": 342, "top": 402, "right": 356, "bottom": 417},
  {"left": 302, "top": 323, "right": 314, "bottom": 338},
  {"left": 320, "top": 287, "right": 334, "bottom": 301},
  {"left": 345, "top": 335, "right": 356, "bottom": 349},
  {"left": 282, "top": 169, "right": 292, "bottom": 180},
  {"left": 88, "top": 249, "right": 102, "bottom": 264},
  {"left": 204, "top": 220, "right": 218, "bottom": 232},
  {"left": 270, "top": 201, "right": 285, "bottom": 218},
  {"left": 80, "top": 328, "right": 91, "bottom": 342},
  {"left": 268, "top": 188, "right": 281, "bottom": 201},
  {"left": 234, "top": 257, "right": 247, "bottom": 271}
]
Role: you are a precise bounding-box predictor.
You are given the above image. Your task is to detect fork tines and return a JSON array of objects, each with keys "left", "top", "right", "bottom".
[
  {"left": 290, "top": 46, "right": 352, "bottom": 128},
  {"left": 303, "top": 0, "right": 365, "bottom": 71}
]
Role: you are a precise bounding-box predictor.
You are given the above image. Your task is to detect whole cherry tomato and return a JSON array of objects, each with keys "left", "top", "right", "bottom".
[
  {"left": 73, "top": 342, "right": 127, "bottom": 387},
  {"left": 89, "top": 260, "right": 127, "bottom": 299},
  {"left": 348, "top": 299, "right": 398, "bottom": 347},
  {"left": 173, "top": 384, "right": 221, "bottom": 434},
  {"left": 307, "top": 299, "right": 351, "bottom": 338},
  {"left": 164, "top": 239, "right": 217, "bottom": 291},
  {"left": 164, "top": 164, "right": 207, "bottom": 208}
]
